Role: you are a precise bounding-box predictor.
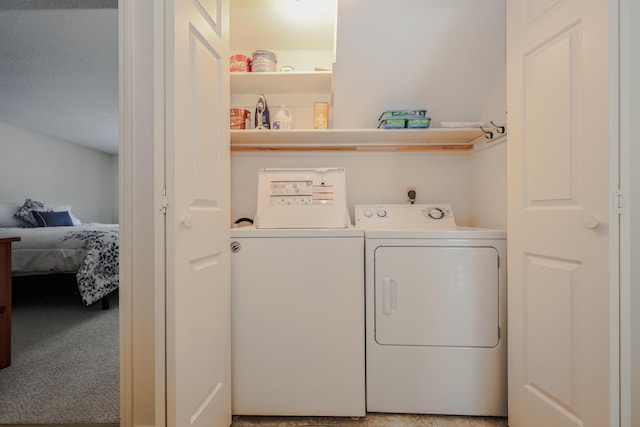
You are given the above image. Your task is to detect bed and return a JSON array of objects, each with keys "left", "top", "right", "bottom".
[{"left": 0, "top": 199, "right": 119, "bottom": 307}]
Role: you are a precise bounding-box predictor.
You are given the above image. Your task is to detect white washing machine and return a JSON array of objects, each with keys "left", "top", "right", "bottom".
[
  {"left": 355, "top": 204, "right": 507, "bottom": 416},
  {"left": 230, "top": 168, "right": 365, "bottom": 417}
]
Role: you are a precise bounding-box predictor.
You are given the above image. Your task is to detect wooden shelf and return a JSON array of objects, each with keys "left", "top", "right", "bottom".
[
  {"left": 230, "top": 71, "right": 332, "bottom": 95},
  {"left": 230, "top": 128, "right": 486, "bottom": 152}
]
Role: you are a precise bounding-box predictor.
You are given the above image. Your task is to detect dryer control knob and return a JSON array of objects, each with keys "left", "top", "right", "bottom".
[
  {"left": 377, "top": 209, "right": 388, "bottom": 218},
  {"left": 363, "top": 208, "right": 373, "bottom": 218},
  {"left": 427, "top": 207, "right": 445, "bottom": 219}
]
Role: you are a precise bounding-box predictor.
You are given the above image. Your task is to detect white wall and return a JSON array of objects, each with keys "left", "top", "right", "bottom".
[
  {"left": 333, "top": 0, "right": 506, "bottom": 129},
  {"left": 468, "top": 141, "right": 507, "bottom": 230},
  {"left": 232, "top": 151, "right": 474, "bottom": 225},
  {"left": 230, "top": 0, "right": 507, "bottom": 230},
  {"left": 231, "top": 142, "right": 506, "bottom": 231},
  {"left": 0, "top": 121, "right": 118, "bottom": 223}
]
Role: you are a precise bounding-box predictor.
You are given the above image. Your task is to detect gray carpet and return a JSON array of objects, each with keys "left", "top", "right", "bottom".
[{"left": 0, "top": 281, "right": 119, "bottom": 424}]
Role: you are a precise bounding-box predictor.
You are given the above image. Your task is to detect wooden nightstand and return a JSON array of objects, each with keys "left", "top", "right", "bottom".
[{"left": 0, "top": 237, "right": 20, "bottom": 369}]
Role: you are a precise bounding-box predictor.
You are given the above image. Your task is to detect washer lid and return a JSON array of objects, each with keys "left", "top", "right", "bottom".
[{"left": 255, "top": 168, "right": 350, "bottom": 229}]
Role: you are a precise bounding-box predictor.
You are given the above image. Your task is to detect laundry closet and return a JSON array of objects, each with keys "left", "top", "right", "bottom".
[
  {"left": 119, "top": 0, "right": 618, "bottom": 424},
  {"left": 229, "top": 0, "right": 506, "bottom": 228},
  {"left": 228, "top": 0, "right": 508, "bottom": 418}
]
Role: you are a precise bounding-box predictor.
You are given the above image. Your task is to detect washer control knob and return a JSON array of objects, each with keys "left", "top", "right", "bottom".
[
  {"left": 363, "top": 208, "right": 373, "bottom": 218},
  {"left": 427, "top": 207, "right": 445, "bottom": 220},
  {"left": 376, "top": 209, "right": 388, "bottom": 218}
]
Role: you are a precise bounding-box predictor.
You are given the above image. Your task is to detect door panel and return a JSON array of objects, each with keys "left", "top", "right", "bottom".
[
  {"left": 165, "top": 0, "right": 231, "bottom": 426},
  {"left": 526, "top": 26, "right": 581, "bottom": 206},
  {"left": 525, "top": 255, "right": 579, "bottom": 409},
  {"left": 374, "top": 246, "right": 499, "bottom": 348},
  {"left": 507, "top": 0, "right": 610, "bottom": 425}
]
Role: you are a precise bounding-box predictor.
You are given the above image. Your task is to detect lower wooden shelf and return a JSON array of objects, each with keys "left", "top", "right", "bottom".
[
  {"left": 230, "top": 128, "right": 486, "bottom": 152},
  {"left": 231, "top": 144, "right": 473, "bottom": 152},
  {"left": 231, "top": 128, "right": 484, "bottom": 151}
]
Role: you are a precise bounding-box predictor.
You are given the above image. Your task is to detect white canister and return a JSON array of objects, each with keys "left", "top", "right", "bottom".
[
  {"left": 272, "top": 106, "right": 294, "bottom": 130},
  {"left": 251, "top": 49, "right": 277, "bottom": 72}
]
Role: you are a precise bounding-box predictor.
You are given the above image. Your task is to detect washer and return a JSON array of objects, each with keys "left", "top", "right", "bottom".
[
  {"left": 230, "top": 168, "right": 365, "bottom": 417},
  {"left": 355, "top": 204, "right": 507, "bottom": 416}
]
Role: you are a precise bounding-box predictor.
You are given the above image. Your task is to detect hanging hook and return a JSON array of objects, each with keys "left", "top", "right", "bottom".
[
  {"left": 480, "top": 126, "right": 493, "bottom": 139},
  {"left": 490, "top": 121, "right": 505, "bottom": 134}
]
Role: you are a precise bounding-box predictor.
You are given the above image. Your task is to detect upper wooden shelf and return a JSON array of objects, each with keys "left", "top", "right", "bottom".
[
  {"left": 230, "top": 128, "right": 487, "bottom": 152},
  {"left": 230, "top": 71, "right": 332, "bottom": 95}
]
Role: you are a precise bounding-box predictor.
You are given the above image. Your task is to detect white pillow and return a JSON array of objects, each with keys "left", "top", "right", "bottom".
[
  {"left": 0, "top": 202, "right": 30, "bottom": 227},
  {"left": 50, "top": 205, "right": 82, "bottom": 225}
]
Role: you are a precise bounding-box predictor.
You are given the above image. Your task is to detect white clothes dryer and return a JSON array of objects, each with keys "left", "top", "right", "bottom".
[
  {"left": 230, "top": 168, "right": 365, "bottom": 417},
  {"left": 355, "top": 204, "right": 507, "bottom": 416}
]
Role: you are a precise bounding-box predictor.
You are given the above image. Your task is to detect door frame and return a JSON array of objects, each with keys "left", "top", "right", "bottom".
[
  {"left": 617, "top": 0, "right": 639, "bottom": 425},
  {"left": 119, "top": 1, "right": 167, "bottom": 426},
  {"left": 610, "top": 0, "right": 621, "bottom": 426}
]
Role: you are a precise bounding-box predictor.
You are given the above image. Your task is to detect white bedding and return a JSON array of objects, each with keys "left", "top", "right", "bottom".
[{"left": 0, "top": 224, "right": 119, "bottom": 306}]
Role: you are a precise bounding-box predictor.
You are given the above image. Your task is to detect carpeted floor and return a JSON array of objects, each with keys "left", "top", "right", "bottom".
[{"left": 0, "top": 278, "right": 119, "bottom": 424}]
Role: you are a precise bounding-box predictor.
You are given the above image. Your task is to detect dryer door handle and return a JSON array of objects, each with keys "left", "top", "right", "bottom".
[{"left": 382, "top": 277, "right": 397, "bottom": 315}]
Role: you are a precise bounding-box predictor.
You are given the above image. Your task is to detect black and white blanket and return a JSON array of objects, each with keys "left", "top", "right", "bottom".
[
  {"left": 62, "top": 228, "right": 119, "bottom": 306},
  {"left": 0, "top": 224, "right": 119, "bottom": 306}
]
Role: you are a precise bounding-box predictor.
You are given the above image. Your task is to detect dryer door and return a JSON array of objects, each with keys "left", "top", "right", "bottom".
[{"left": 374, "top": 246, "right": 499, "bottom": 348}]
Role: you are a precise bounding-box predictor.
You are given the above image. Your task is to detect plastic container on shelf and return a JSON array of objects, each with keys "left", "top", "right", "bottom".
[
  {"left": 378, "top": 109, "right": 431, "bottom": 129},
  {"left": 230, "top": 54, "right": 251, "bottom": 72},
  {"left": 230, "top": 108, "right": 252, "bottom": 129},
  {"left": 251, "top": 49, "right": 277, "bottom": 72},
  {"left": 272, "top": 106, "right": 293, "bottom": 129},
  {"left": 378, "top": 109, "right": 428, "bottom": 121}
]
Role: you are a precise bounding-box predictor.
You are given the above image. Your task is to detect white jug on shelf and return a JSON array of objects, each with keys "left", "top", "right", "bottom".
[{"left": 272, "top": 105, "right": 293, "bottom": 130}]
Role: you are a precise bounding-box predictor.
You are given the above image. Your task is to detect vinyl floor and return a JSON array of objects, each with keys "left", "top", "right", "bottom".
[{"left": 231, "top": 413, "right": 509, "bottom": 427}]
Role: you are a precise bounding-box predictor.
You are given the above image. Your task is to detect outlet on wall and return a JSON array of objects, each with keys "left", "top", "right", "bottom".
[{"left": 407, "top": 186, "right": 417, "bottom": 203}]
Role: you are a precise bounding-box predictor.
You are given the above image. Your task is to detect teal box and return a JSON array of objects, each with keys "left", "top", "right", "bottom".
[
  {"left": 378, "top": 109, "right": 427, "bottom": 121},
  {"left": 378, "top": 119, "right": 406, "bottom": 129},
  {"left": 406, "top": 117, "right": 431, "bottom": 128}
]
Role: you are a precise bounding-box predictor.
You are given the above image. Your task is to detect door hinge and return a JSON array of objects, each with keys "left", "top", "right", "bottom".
[
  {"left": 615, "top": 189, "right": 625, "bottom": 215},
  {"left": 160, "top": 189, "right": 169, "bottom": 214}
]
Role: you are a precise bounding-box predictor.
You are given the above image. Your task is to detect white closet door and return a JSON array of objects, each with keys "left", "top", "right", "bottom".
[
  {"left": 506, "top": 0, "right": 611, "bottom": 425},
  {"left": 164, "top": 0, "right": 231, "bottom": 426}
]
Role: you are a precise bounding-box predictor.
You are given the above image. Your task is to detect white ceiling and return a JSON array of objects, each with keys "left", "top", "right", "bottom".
[{"left": 0, "top": 6, "right": 118, "bottom": 154}]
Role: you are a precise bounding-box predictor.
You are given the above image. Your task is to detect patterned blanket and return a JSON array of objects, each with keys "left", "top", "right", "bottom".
[{"left": 63, "top": 228, "right": 119, "bottom": 306}]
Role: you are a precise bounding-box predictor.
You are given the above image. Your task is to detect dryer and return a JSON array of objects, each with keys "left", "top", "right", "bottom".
[{"left": 355, "top": 204, "right": 507, "bottom": 416}]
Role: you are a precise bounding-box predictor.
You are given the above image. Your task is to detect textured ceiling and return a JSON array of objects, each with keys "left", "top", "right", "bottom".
[{"left": 0, "top": 7, "right": 118, "bottom": 154}]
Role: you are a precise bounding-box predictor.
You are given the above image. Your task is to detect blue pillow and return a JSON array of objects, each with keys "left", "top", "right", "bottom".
[{"left": 31, "top": 210, "right": 74, "bottom": 227}]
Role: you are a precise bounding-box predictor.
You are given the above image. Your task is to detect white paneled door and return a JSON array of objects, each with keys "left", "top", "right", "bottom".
[
  {"left": 164, "top": 0, "right": 231, "bottom": 426},
  {"left": 507, "top": 0, "right": 611, "bottom": 426}
]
